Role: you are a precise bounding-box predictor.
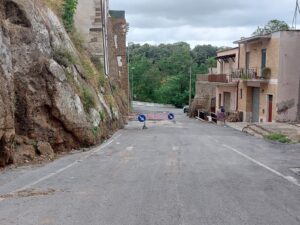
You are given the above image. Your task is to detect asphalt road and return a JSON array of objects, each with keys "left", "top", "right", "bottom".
[{"left": 0, "top": 102, "right": 300, "bottom": 225}]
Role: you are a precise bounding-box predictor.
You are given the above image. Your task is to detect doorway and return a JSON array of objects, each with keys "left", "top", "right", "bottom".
[
  {"left": 252, "top": 88, "right": 260, "bottom": 122},
  {"left": 223, "top": 92, "right": 231, "bottom": 113},
  {"left": 268, "top": 95, "right": 273, "bottom": 122}
]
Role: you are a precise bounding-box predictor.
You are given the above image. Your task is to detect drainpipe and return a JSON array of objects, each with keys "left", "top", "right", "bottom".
[
  {"left": 236, "top": 80, "right": 240, "bottom": 112},
  {"left": 236, "top": 43, "right": 241, "bottom": 112}
]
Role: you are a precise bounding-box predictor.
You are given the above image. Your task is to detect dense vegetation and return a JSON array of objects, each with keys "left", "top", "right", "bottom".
[
  {"left": 62, "top": 0, "right": 78, "bottom": 32},
  {"left": 128, "top": 42, "right": 218, "bottom": 107}
]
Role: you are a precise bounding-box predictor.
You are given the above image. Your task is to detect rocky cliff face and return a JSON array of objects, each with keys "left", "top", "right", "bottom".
[{"left": 0, "top": 0, "right": 127, "bottom": 166}]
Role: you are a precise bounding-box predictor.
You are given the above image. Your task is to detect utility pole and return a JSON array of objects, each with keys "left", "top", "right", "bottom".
[
  {"left": 127, "top": 42, "right": 134, "bottom": 112},
  {"left": 189, "top": 66, "right": 192, "bottom": 110},
  {"left": 292, "top": 0, "right": 300, "bottom": 29}
]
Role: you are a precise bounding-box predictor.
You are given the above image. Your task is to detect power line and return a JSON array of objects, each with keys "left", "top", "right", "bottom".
[{"left": 292, "top": 0, "right": 300, "bottom": 29}]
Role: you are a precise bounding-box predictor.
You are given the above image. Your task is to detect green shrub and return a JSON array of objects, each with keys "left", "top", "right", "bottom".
[
  {"left": 99, "top": 110, "right": 105, "bottom": 122},
  {"left": 82, "top": 88, "right": 95, "bottom": 112},
  {"left": 53, "top": 48, "right": 76, "bottom": 67},
  {"left": 62, "top": 0, "right": 78, "bottom": 32},
  {"left": 261, "top": 67, "right": 271, "bottom": 79},
  {"left": 91, "top": 125, "right": 100, "bottom": 137},
  {"left": 264, "top": 133, "right": 291, "bottom": 143}
]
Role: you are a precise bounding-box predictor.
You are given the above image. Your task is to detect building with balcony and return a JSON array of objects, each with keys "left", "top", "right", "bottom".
[
  {"left": 234, "top": 31, "right": 300, "bottom": 123},
  {"left": 192, "top": 48, "right": 239, "bottom": 116},
  {"left": 215, "top": 48, "right": 239, "bottom": 114}
]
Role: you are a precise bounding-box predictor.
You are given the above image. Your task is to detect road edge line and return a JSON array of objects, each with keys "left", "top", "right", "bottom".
[
  {"left": 3, "top": 134, "right": 123, "bottom": 197},
  {"left": 223, "top": 144, "right": 300, "bottom": 188}
]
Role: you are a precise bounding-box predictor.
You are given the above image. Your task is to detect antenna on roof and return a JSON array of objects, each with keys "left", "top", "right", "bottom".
[{"left": 292, "top": 0, "right": 300, "bottom": 29}]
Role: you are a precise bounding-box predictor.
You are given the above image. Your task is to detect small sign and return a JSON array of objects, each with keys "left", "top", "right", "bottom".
[
  {"left": 138, "top": 114, "right": 147, "bottom": 123},
  {"left": 168, "top": 113, "right": 175, "bottom": 120}
]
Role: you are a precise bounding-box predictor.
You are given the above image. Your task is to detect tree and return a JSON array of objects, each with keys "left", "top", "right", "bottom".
[
  {"left": 128, "top": 42, "right": 218, "bottom": 107},
  {"left": 205, "top": 57, "right": 217, "bottom": 74},
  {"left": 191, "top": 45, "right": 218, "bottom": 66},
  {"left": 252, "top": 19, "right": 289, "bottom": 36}
]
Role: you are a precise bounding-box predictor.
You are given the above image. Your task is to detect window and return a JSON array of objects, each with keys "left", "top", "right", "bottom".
[
  {"left": 240, "top": 88, "right": 243, "bottom": 99},
  {"left": 114, "top": 35, "right": 118, "bottom": 48},
  {"left": 219, "top": 93, "right": 222, "bottom": 107},
  {"left": 117, "top": 56, "right": 123, "bottom": 67},
  {"left": 261, "top": 49, "right": 267, "bottom": 69},
  {"left": 246, "top": 52, "right": 250, "bottom": 71}
]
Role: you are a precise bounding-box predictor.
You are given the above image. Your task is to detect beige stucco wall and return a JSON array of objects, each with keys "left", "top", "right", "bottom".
[
  {"left": 216, "top": 48, "right": 239, "bottom": 75},
  {"left": 259, "top": 83, "right": 277, "bottom": 122},
  {"left": 277, "top": 31, "right": 300, "bottom": 122},
  {"left": 237, "top": 81, "right": 277, "bottom": 122},
  {"left": 239, "top": 36, "right": 280, "bottom": 79},
  {"left": 238, "top": 81, "right": 252, "bottom": 121}
]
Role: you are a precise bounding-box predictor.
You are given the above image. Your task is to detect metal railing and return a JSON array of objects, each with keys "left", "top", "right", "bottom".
[{"left": 231, "top": 68, "right": 260, "bottom": 80}]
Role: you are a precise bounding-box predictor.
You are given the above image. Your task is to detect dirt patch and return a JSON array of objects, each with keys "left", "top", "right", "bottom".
[{"left": 0, "top": 188, "right": 56, "bottom": 200}]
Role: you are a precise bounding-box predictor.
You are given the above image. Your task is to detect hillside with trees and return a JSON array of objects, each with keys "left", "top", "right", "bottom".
[{"left": 128, "top": 43, "right": 218, "bottom": 107}]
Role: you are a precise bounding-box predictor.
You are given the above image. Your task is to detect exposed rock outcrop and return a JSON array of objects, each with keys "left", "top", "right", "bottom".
[{"left": 0, "top": 0, "right": 127, "bottom": 166}]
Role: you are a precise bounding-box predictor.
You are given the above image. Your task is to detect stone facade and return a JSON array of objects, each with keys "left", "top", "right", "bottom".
[
  {"left": 191, "top": 75, "right": 216, "bottom": 115},
  {"left": 107, "top": 11, "right": 129, "bottom": 106},
  {"left": 75, "top": 0, "right": 109, "bottom": 74},
  {"left": 75, "top": 0, "right": 129, "bottom": 114}
]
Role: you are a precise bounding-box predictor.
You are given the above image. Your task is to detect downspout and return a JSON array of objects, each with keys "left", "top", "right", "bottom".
[
  {"left": 236, "top": 80, "right": 240, "bottom": 112},
  {"left": 236, "top": 43, "right": 241, "bottom": 112}
]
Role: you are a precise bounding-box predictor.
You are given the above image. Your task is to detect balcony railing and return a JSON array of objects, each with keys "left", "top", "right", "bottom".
[
  {"left": 231, "top": 68, "right": 260, "bottom": 80},
  {"left": 198, "top": 74, "right": 231, "bottom": 83},
  {"left": 208, "top": 74, "right": 230, "bottom": 83}
]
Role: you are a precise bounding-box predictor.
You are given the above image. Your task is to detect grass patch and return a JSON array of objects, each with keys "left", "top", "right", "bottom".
[
  {"left": 81, "top": 54, "right": 107, "bottom": 89},
  {"left": 42, "top": 0, "right": 64, "bottom": 15},
  {"left": 264, "top": 133, "right": 291, "bottom": 143},
  {"left": 91, "top": 126, "right": 100, "bottom": 137},
  {"left": 53, "top": 48, "right": 77, "bottom": 67},
  {"left": 99, "top": 110, "right": 106, "bottom": 122},
  {"left": 81, "top": 87, "right": 96, "bottom": 112},
  {"left": 70, "top": 30, "right": 85, "bottom": 53}
]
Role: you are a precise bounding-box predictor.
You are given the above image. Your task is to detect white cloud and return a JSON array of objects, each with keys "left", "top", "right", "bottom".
[{"left": 110, "top": 0, "right": 298, "bottom": 47}]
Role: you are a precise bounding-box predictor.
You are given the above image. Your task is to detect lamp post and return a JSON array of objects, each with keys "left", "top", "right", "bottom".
[{"left": 189, "top": 66, "right": 192, "bottom": 110}]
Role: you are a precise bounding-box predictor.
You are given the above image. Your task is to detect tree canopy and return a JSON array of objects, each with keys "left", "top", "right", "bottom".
[
  {"left": 252, "top": 19, "right": 289, "bottom": 36},
  {"left": 128, "top": 43, "right": 219, "bottom": 107}
]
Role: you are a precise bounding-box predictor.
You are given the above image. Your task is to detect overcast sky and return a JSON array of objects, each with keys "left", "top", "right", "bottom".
[{"left": 110, "top": 0, "right": 298, "bottom": 48}]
